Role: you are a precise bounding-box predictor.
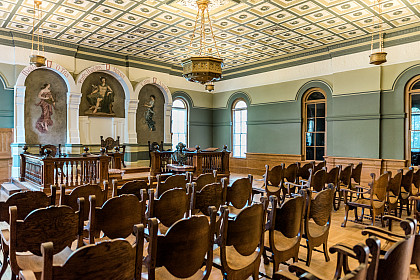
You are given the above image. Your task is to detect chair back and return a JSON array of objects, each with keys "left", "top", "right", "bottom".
[
  {"left": 147, "top": 188, "right": 191, "bottom": 228},
  {"left": 306, "top": 186, "right": 334, "bottom": 227},
  {"left": 39, "top": 144, "right": 60, "bottom": 157},
  {"left": 88, "top": 194, "right": 144, "bottom": 243},
  {"left": 388, "top": 170, "right": 402, "bottom": 197},
  {"left": 10, "top": 203, "right": 84, "bottom": 257},
  {"left": 326, "top": 166, "right": 340, "bottom": 188},
  {"left": 226, "top": 175, "right": 253, "bottom": 209},
  {"left": 369, "top": 172, "right": 390, "bottom": 206},
  {"left": 148, "top": 211, "right": 215, "bottom": 279},
  {"left": 191, "top": 179, "right": 227, "bottom": 215},
  {"left": 309, "top": 168, "right": 326, "bottom": 192},
  {"left": 412, "top": 168, "right": 420, "bottom": 194},
  {"left": 401, "top": 167, "right": 414, "bottom": 193},
  {"left": 351, "top": 162, "right": 363, "bottom": 185},
  {"left": 41, "top": 230, "right": 143, "bottom": 280},
  {"left": 272, "top": 195, "right": 305, "bottom": 238},
  {"left": 297, "top": 162, "right": 314, "bottom": 181},
  {"left": 100, "top": 136, "right": 120, "bottom": 152},
  {"left": 193, "top": 170, "right": 217, "bottom": 191},
  {"left": 113, "top": 179, "right": 148, "bottom": 200},
  {"left": 313, "top": 161, "right": 326, "bottom": 173},
  {"left": 60, "top": 183, "right": 108, "bottom": 221},
  {"left": 283, "top": 163, "right": 299, "bottom": 183},
  {"left": 156, "top": 174, "right": 188, "bottom": 197},
  {"left": 0, "top": 186, "right": 56, "bottom": 222},
  {"left": 340, "top": 164, "right": 353, "bottom": 187},
  {"left": 265, "top": 164, "right": 284, "bottom": 187}
]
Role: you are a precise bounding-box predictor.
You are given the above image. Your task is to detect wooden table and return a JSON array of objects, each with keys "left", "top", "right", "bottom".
[{"left": 166, "top": 164, "right": 195, "bottom": 174}]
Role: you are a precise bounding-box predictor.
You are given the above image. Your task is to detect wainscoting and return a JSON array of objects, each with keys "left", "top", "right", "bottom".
[
  {"left": 0, "top": 129, "right": 13, "bottom": 183},
  {"left": 231, "top": 153, "right": 408, "bottom": 184}
]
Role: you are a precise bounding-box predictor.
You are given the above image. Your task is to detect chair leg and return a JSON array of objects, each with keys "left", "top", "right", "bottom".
[
  {"left": 262, "top": 246, "right": 270, "bottom": 265},
  {"left": 354, "top": 207, "right": 359, "bottom": 221},
  {"left": 252, "top": 269, "right": 259, "bottom": 280},
  {"left": 306, "top": 242, "right": 313, "bottom": 266},
  {"left": 323, "top": 241, "right": 330, "bottom": 262},
  {"left": 272, "top": 258, "right": 280, "bottom": 278},
  {"left": 342, "top": 205, "right": 349, "bottom": 227},
  {"left": 380, "top": 212, "right": 385, "bottom": 227},
  {"left": 371, "top": 209, "right": 376, "bottom": 226},
  {"left": 0, "top": 243, "right": 8, "bottom": 278}
]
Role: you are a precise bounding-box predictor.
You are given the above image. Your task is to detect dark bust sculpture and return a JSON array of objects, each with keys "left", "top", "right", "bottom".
[{"left": 171, "top": 142, "right": 188, "bottom": 166}]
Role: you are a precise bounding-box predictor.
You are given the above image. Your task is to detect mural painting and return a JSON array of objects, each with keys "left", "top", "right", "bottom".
[
  {"left": 137, "top": 85, "right": 164, "bottom": 145},
  {"left": 80, "top": 72, "right": 125, "bottom": 118},
  {"left": 24, "top": 69, "right": 67, "bottom": 144}
]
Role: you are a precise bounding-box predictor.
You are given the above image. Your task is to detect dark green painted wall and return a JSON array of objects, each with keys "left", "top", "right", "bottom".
[{"left": 0, "top": 80, "right": 13, "bottom": 128}]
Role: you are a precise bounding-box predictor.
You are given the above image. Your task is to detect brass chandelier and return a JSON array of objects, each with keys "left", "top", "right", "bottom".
[
  {"left": 30, "top": 0, "right": 46, "bottom": 67},
  {"left": 369, "top": 0, "right": 387, "bottom": 65},
  {"left": 181, "top": 0, "right": 223, "bottom": 92}
]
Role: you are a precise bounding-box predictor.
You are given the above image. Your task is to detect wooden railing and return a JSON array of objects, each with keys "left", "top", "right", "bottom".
[
  {"left": 20, "top": 146, "right": 110, "bottom": 191},
  {"left": 150, "top": 146, "right": 230, "bottom": 177}
]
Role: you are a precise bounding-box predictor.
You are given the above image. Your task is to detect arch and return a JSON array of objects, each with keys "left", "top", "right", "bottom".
[
  {"left": 296, "top": 80, "right": 333, "bottom": 103},
  {"left": 392, "top": 63, "right": 420, "bottom": 93},
  {"left": 134, "top": 77, "right": 173, "bottom": 144},
  {"left": 172, "top": 91, "right": 194, "bottom": 109},
  {"left": 226, "top": 91, "right": 251, "bottom": 109}
]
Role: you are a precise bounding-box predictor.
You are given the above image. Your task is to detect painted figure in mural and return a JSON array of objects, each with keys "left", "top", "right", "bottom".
[
  {"left": 35, "top": 83, "right": 55, "bottom": 133},
  {"left": 144, "top": 95, "right": 156, "bottom": 131},
  {"left": 87, "top": 76, "right": 114, "bottom": 114}
]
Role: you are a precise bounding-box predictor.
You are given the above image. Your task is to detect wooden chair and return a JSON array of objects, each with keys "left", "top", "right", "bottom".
[
  {"left": 386, "top": 170, "right": 402, "bottom": 216},
  {"left": 303, "top": 185, "right": 334, "bottom": 266},
  {"left": 19, "top": 226, "right": 143, "bottom": 280},
  {"left": 342, "top": 172, "right": 389, "bottom": 227},
  {"left": 263, "top": 164, "right": 284, "bottom": 201},
  {"left": 214, "top": 198, "right": 267, "bottom": 280},
  {"left": 155, "top": 174, "right": 188, "bottom": 197},
  {"left": 60, "top": 183, "right": 108, "bottom": 221},
  {"left": 190, "top": 170, "right": 217, "bottom": 192},
  {"left": 313, "top": 161, "right": 326, "bottom": 173},
  {"left": 100, "top": 135, "right": 126, "bottom": 167},
  {"left": 326, "top": 166, "right": 340, "bottom": 209},
  {"left": 273, "top": 242, "right": 371, "bottom": 280},
  {"left": 225, "top": 175, "right": 253, "bottom": 216},
  {"left": 399, "top": 167, "right": 414, "bottom": 217},
  {"left": 39, "top": 144, "right": 61, "bottom": 157},
  {"left": 281, "top": 163, "right": 299, "bottom": 198},
  {"left": 263, "top": 194, "right": 305, "bottom": 276},
  {"left": 145, "top": 188, "right": 191, "bottom": 235},
  {"left": 148, "top": 140, "right": 163, "bottom": 167},
  {"left": 88, "top": 194, "right": 145, "bottom": 244},
  {"left": 143, "top": 210, "right": 216, "bottom": 280},
  {"left": 350, "top": 162, "right": 363, "bottom": 188},
  {"left": 297, "top": 161, "right": 315, "bottom": 183},
  {"left": 334, "top": 164, "right": 353, "bottom": 210},
  {"left": 190, "top": 178, "right": 228, "bottom": 215},
  {"left": 112, "top": 179, "right": 149, "bottom": 200},
  {"left": 3, "top": 201, "right": 85, "bottom": 279},
  {"left": 286, "top": 168, "right": 326, "bottom": 194}
]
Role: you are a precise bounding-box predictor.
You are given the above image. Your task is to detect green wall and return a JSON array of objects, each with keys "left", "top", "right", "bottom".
[{"left": 0, "top": 77, "right": 13, "bottom": 128}]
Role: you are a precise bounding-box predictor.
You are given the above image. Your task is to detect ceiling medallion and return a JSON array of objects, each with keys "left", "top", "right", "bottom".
[
  {"left": 176, "top": 0, "right": 228, "bottom": 10},
  {"left": 30, "top": 0, "right": 46, "bottom": 67},
  {"left": 369, "top": 0, "right": 387, "bottom": 65},
  {"left": 181, "top": 0, "right": 223, "bottom": 92}
]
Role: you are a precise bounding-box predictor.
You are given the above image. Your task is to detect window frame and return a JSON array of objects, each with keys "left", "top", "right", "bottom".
[
  {"left": 171, "top": 98, "right": 189, "bottom": 150},
  {"left": 405, "top": 75, "right": 420, "bottom": 165},
  {"left": 302, "top": 88, "right": 327, "bottom": 161},
  {"left": 231, "top": 98, "right": 248, "bottom": 159}
]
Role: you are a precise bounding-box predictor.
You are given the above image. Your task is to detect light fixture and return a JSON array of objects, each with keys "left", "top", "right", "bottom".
[
  {"left": 369, "top": 0, "right": 387, "bottom": 65},
  {"left": 176, "top": 0, "right": 228, "bottom": 10},
  {"left": 30, "top": 0, "right": 46, "bottom": 67},
  {"left": 181, "top": 0, "right": 223, "bottom": 92}
]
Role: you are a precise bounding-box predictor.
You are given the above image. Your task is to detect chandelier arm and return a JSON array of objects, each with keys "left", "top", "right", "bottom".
[
  {"left": 37, "top": 2, "right": 41, "bottom": 54},
  {"left": 40, "top": 3, "right": 45, "bottom": 56},
  {"left": 31, "top": 1, "right": 35, "bottom": 55},
  {"left": 199, "top": 7, "right": 205, "bottom": 56},
  {"left": 189, "top": 9, "right": 201, "bottom": 54},
  {"left": 206, "top": 6, "right": 221, "bottom": 58},
  {"left": 379, "top": 0, "right": 383, "bottom": 52}
]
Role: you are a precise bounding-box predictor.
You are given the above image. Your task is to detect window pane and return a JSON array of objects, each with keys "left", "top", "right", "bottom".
[
  {"left": 233, "top": 146, "right": 240, "bottom": 157},
  {"left": 234, "top": 134, "right": 240, "bottom": 146},
  {"left": 412, "top": 113, "right": 420, "bottom": 131},
  {"left": 235, "top": 100, "right": 247, "bottom": 109},
  {"left": 412, "top": 131, "right": 420, "bottom": 149},
  {"left": 241, "top": 121, "right": 247, "bottom": 133},
  {"left": 412, "top": 81, "right": 420, "bottom": 90},
  {"left": 306, "top": 147, "right": 314, "bottom": 160},
  {"left": 316, "top": 147, "right": 325, "bottom": 161},
  {"left": 316, "top": 118, "right": 325, "bottom": 132},
  {"left": 316, "top": 133, "right": 325, "bottom": 146},
  {"left": 173, "top": 99, "right": 186, "bottom": 108},
  {"left": 241, "top": 134, "right": 247, "bottom": 146},
  {"left": 241, "top": 110, "right": 247, "bottom": 120},
  {"left": 307, "top": 104, "right": 315, "bottom": 118},
  {"left": 306, "top": 133, "right": 314, "bottom": 147},
  {"left": 316, "top": 103, "right": 325, "bottom": 117},
  {"left": 411, "top": 150, "right": 420, "bottom": 166},
  {"left": 307, "top": 119, "right": 315, "bottom": 132},
  {"left": 307, "top": 91, "right": 325, "bottom": 101}
]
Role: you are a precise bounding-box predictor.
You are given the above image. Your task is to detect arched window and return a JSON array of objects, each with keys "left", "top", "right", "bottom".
[
  {"left": 232, "top": 99, "right": 247, "bottom": 158},
  {"left": 171, "top": 98, "right": 188, "bottom": 150},
  {"left": 406, "top": 76, "right": 420, "bottom": 165},
  {"left": 303, "top": 88, "right": 326, "bottom": 161}
]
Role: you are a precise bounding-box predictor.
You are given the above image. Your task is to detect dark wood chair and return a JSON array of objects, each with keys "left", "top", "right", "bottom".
[
  {"left": 386, "top": 170, "right": 402, "bottom": 216},
  {"left": 313, "top": 161, "right": 326, "bottom": 173},
  {"left": 303, "top": 185, "right": 334, "bottom": 266},
  {"left": 214, "top": 198, "right": 267, "bottom": 280},
  {"left": 19, "top": 226, "right": 143, "bottom": 280},
  {"left": 342, "top": 172, "right": 389, "bottom": 227},
  {"left": 3, "top": 201, "right": 85, "bottom": 279},
  {"left": 143, "top": 209, "right": 216, "bottom": 280},
  {"left": 88, "top": 194, "right": 145, "bottom": 244},
  {"left": 145, "top": 188, "right": 191, "bottom": 235},
  {"left": 273, "top": 242, "right": 371, "bottom": 280},
  {"left": 263, "top": 194, "right": 306, "bottom": 276},
  {"left": 334, "top": 164, "right": 353, "bottom": 210},
  {"left": 100, "top": 136, "right": 126, "bottom": 167},
  {"left": 190, "top": 170, "right": 217, "bottom": 192},
  {"left": 112, "top": 179, "right": 149, "bottom": 200},
  {"left": 263, "top": 164, "right": 284, "bottom": 201},
  {"left": 350, "top": 162, "right": 363, "bottom": 188},
  {"left": 281, "top": 163, "right": 299, "bottom": 198},
  {"left": 286, "top": 168, "right": 326, "bottom": 194},
  {"left": 148, "top": 140, "right": 163, "bottom": 167},
  {"left": 190, "top": 178, "right": 228, "bottom": 215},
  {"left": 155, "top": 174, "right": 188, "bottom": 198},
  {"left": 60, "top": 183, "right": 108, "bottom": 221},
  {"left": 225, "top": 175, "right": 253, "bottom": 216},
  {"left": 297, "top": 161, "right": 315, "bottom": 183},
  {"left": 39, "top": 144, "right": 61, "bottom": 157},
  {"left": 399, "top": 167, "right": 414, "bottom": 217},
  {"left": 326, "top": 166, "right": 340, "bottom": 210}
]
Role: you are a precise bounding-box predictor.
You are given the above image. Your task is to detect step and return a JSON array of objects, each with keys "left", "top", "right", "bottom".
[
  {"left": 1, "top": 182, "right": 24, "bottom": 196},
  {"left": 122, "top": 167, "right": 150, "bottom": 174}
]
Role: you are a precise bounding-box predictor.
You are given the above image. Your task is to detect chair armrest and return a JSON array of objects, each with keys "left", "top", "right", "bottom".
[
  {"left": 341, "top": 188, "right": 370, "bottom": 195},
  {"left": 329, "top": 244, "right": 357, "bottom": 259},
  {"left": 288, "top": 263, "right": 324, "bottom": 279},
  {"left": 361, "top": 229, "right": 400, "bottom": 243},
  {"left": 355, "top": 185, "right": 370, "bottom": 191},
  {"left": 284, "top": 182, "right": 303, "bottom": 187},
  {"left": 19, "top": 270, "right": 37, "bottom": 280},
  {"left": 273, "top": 270, "right": 300, "bottom": 280}
]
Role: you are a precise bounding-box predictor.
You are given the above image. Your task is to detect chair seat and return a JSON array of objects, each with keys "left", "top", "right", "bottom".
[
  {"left": 348, "top": 198, "right": 385, "bottom": 209},
  {"left": 304, "top": 221, "right": 328, "bottom": 238},
  {"left": 266, "top": 185, "right": 281, "bottom": 194},
  {"left": 264, "top": 231, "right": 299, "bottom": 252},
  {"left": 144, "top": 223, "right": 170, "bottom": 237},
  {"left": 93, "top": 233, "right": 138, "bottom": 245},
  {"left": 1, "top": 228, "right": 9, "bottom": 244},
  {"left": 400, "top": 191, "right": 410, "bottom": 200},
  {"left": 141, "top": 265, "right": 206, "bottom": 280},
  {"left": 388, "top": 195, "right": 398, "bottom": 204},
  {"left": 213, "top": 245, "right": 259, "bottom": 270}
]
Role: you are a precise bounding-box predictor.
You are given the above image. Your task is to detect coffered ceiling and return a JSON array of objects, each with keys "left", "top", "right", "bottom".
[{"left": 1, "top": 0, "right": 420, "bottom": 70}]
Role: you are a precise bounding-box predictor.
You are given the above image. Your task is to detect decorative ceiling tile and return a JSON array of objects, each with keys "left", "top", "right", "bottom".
[
  {"left": 289, "top": 1, "right": 323, "bottom": 16},
  {"left": 248, "top": 2, "right": 281, "bottom": 17},
  {"left": 229, "top": 11, "right": 258, "bottom": 24},
  {"left": 266, "top": 11, "right": 296, "bottom": 23},
  {"left": 63, "top": 0, "right": 96, "bottom": 11}
]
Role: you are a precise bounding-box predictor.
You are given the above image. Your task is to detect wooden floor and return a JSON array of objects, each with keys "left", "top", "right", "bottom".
[{"left": 0, "top": 173, "right": 419, "bottom": 279}]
